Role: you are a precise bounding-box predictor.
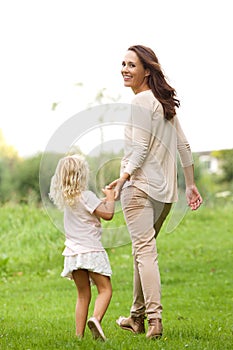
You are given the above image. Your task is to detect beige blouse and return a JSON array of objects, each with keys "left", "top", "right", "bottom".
[{"left": 121, "top": 90, "right": 193, "bottom": 203}]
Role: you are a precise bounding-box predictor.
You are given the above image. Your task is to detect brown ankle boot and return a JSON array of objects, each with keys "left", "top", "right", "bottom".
[
  {"left": 146, "top": 318, "right": 163, "bottom": 339},
  {"left": 116, "top": 315, "right": 145, "bottom": 334}
]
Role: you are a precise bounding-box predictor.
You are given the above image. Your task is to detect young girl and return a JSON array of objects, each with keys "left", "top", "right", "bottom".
[{"left": 49, "top": 154, "right": 115, "bottom": 341}]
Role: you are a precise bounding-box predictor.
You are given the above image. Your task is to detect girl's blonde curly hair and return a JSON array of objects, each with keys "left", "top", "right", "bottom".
[{"left": 49, "top": 154, "right": 89, "bottom": 210}]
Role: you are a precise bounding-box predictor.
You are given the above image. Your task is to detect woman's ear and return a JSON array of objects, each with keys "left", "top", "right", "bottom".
[{"left": 145, "top": 68, "right": 150, "bottom": 77}]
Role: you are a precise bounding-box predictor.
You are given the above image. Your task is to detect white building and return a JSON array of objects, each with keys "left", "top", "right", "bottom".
[{"left": 197, "top": 151, "right": 221, "bottom": 174}]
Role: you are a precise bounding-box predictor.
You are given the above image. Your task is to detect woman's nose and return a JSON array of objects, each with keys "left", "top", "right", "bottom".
[{"left": 121, "top": 65, "right": 128, "bottom": 74}]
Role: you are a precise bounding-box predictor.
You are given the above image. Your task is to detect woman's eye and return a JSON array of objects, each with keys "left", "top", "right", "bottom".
[{"left": 121, "top": 62, "right": 135, "bottom": 68}]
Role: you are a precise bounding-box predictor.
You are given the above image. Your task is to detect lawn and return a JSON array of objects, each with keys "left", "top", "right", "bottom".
[{"left": 0, "top": 202, "right": 233, "bottom": 349}]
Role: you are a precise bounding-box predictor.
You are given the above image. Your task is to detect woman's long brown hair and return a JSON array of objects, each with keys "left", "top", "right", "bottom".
[{"left": 128, "top": 45, "right": 180, "bottom": 120}]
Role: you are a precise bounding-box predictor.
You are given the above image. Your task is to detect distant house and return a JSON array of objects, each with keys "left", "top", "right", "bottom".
[{"left": 196, "top": 151, "right": 221, "bottom": 174}]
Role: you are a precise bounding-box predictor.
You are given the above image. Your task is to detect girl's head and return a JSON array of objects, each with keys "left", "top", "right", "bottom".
[
  {"left": 49, "top": 154, "right": 89, "bottom": 209},
  {"left": 122, "top": 44, "right": 180, "bottom": 120}
]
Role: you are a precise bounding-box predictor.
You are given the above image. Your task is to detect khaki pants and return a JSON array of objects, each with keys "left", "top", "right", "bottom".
[{"left": 121, "top": 186, "right": 172, "bottom": 320}]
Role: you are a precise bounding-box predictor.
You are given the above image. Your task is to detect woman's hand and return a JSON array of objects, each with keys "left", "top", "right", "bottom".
[
  {"left": 107, "top": 173, "right": 130, "bottom": 200},
  {"left": 107, "top": 178, "right": 125, "bottom": 200},
  {"left": 186, "top": 184, "right": 203, "bottom": 210}
]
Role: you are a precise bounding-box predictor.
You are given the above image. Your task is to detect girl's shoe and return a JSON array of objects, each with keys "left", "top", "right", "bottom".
[
  {"left": 87, "top": 317, "right": 106, "bottom": 341},
  {"left": 116, "top": 315, "right": 145, "bottom": 334}
]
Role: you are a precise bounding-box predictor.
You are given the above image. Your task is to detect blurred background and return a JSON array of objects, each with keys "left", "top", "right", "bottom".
[{"left": 0, "top": 0, "right": 232, "bottom": 206}]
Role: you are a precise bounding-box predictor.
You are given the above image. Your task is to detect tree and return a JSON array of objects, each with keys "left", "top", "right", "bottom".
[
  {"left": 14, "top": 153, "right": 42, "bottom": 203},
  {"left": 87, "top": 151, "right": 123, "bottom": 196},
  {"left": 0, "top": 129, "right": 20, "bottom": 202},
  {"left": 0, "top": 129, "right": 18, "bottom": 159},
  {"left": 212, "top": 149, "right": 233, "bottom": 183}
]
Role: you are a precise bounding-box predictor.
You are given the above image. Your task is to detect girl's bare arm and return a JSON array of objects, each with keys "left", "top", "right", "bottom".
[{"left": 94, "top": 188, "right": 115, "bottom": 220}]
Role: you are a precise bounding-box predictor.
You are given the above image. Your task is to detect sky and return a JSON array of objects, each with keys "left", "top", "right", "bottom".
[{"left": 0, "top": 0, "right": 232, "bottom": 157}]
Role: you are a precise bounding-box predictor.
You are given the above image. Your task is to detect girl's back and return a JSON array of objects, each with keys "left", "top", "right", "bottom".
[{"left": 63, "top": 190, "right": 105, "bottom": 254}]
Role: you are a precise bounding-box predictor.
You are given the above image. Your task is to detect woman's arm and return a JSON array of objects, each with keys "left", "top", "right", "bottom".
[
  {"left": 175, "top": 116, "right": 203, "bottom": 210},
  {"left": 124, "top": 103, "right": 152, "bottom": 175},
  {"left": 109, "top": 102, "right": 153, "bottom": 200},
  {"left": 183, "top": 164, "right": 203, "bottom": 210}
]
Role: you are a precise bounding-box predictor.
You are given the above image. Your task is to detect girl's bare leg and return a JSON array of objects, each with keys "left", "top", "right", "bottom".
[
  {"left": 72, "top": 269, "right": 91, "bottom": 337},
  {"left": 89, "top": 272, "right": 112, "bottom": 322}
]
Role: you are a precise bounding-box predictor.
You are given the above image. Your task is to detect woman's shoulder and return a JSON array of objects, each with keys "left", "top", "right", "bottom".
[
  {"left": 131, "top": 90, "right": 160, "bottom": 110},
  {"left": 131, "top": 89, "right": 153, "bottom": 101}
]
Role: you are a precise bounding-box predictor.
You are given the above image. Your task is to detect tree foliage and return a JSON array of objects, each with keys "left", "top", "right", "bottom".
[
  {"left": 212, "top": 149, "right": 233, "bottom": 183},
  {"left": 1, "top": 145, "right": 232, "bottom": 205},
  {"left": 14, "top": 153, "right": 42, "bottom": 202},
  {"left": 39, "top": 150, "right": 123, "bottom": 204},
  {"left": 0, "top": 129, "right": 19, "bottom": 202},
  {"left": 0, "top": 129, "right": 19, "bottom": 159}
]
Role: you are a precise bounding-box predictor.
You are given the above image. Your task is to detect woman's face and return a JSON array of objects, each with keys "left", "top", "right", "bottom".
[{"left": 121, "top": 50, "right": 150, "bottom": 94}]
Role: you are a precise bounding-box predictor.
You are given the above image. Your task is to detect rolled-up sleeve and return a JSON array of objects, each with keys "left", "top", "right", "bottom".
[{"left": 175, "top": 116, "right": 194, "bottom": 167}]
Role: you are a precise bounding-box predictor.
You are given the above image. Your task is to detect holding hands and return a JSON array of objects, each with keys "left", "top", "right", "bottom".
[
  {"left": 102, "top": 186, "right": 115, "bottom": 200},
  {"left": 106, "top": 178, "right": 126, "bottom": 201},
  {"left": 104, "top": 173, "right": 203, "bottom": 212}
]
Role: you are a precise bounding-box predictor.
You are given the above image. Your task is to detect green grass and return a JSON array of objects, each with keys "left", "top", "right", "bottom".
[{"left": 0, "top": 202, "right": 233, "bottom": 349}]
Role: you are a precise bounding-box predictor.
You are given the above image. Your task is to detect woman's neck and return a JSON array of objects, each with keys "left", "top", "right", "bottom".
[{"left": 132, "top": 86, "right": 150, "bottom": 94}]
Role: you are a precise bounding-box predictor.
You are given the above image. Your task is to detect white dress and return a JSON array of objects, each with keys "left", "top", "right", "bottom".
[
  {"left": 61, "top": 251, "right": 112, "bottom": 280},
  {"left": 60, "top": 190, "right": 112, "bottom": 281}
]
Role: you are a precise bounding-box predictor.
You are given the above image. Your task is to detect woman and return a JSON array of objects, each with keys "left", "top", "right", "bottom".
[{"left": 108, "top": 45, "right": 202, "bottom": 339}]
